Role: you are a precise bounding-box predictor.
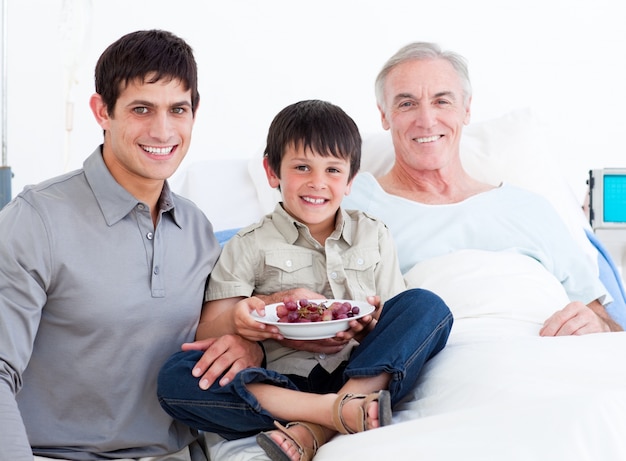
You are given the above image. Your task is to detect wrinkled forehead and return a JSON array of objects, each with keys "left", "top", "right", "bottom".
[{"left": 384, "top": 58, "right": 466, "bottom": 102}]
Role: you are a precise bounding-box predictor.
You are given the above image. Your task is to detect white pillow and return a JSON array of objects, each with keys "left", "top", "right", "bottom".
[
  {"left": 247, "top": 152, "right": 281, "bottom": 216},
  {"left": 171, "top": 158, "right": 266, "bottom": 231}
]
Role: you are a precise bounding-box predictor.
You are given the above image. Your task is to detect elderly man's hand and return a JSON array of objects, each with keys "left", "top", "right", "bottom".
[{"left": 539, "top": 300, "right": 622, "bottom": 336}]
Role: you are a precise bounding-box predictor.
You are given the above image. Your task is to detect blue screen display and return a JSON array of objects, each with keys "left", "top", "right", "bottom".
[{"left": 603, "top": 175, "right": 626, "bottom": 223}]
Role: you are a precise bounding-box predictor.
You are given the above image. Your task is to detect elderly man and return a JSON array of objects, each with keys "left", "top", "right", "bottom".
[{"left": 344, "top": 41, "right": 621, "bottom": 335}]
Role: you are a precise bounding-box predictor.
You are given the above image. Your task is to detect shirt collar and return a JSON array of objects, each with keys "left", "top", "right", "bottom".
[
  {"left": 271, "top": 202, "right": 352, "bottom": 245},
  {"left": 83, "top": 146, "right": 180, "bottom": 227}
]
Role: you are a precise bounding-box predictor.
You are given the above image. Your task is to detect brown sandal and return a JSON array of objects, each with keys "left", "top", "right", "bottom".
[
  {"left": 256, "top": 421, "right": 327, "bottom": 461},
  {"left": 331, "top": 390, "right": 392, "bottom": 434}
]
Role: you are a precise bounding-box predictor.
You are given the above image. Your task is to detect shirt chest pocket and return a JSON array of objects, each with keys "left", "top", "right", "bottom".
[
  {"left": 341, "top": 249, "right": 380, "bottom": 299},
  {"left": 341, "top": 249, "right": 380, "bottom": 272},
  {"left": 263, "top": 251, "right": 316, "bottom": 291}
]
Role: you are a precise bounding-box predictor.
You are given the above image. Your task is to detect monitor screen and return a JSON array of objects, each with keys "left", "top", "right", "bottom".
[
  {"left": 603, "top": 174, "right": 626, "bottom": 223},
  {"left": 589, "top": 168, "right": 626, "bottom": 229}
]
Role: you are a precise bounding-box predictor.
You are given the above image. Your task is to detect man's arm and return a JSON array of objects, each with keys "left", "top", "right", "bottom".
[
  {"left": 0, "top": 384, "right": 32, "bottom": 460},
  {"left": 195, "top": 297, "right": 245, "bottom": 340},
  {"left": 588, "top": 299, "right": 623, "bottom": 331},
  {"left": 196, "top": 296, "right": 284, "bottom": 342},
  {"left": 182, "top": 297, "right": 262, "bottom": 390},
  {"left": 0, "top": 200, "right": 48, "bottom": 459}
]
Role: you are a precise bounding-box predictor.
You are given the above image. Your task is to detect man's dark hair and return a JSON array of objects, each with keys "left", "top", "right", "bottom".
[{"left": 94, "top": 29, "right": 199, "bottom": 115}]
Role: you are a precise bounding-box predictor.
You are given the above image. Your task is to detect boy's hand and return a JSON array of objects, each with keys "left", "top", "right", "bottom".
[
  {"left": 232, "top": 296, "right": 284, "bottom": 341},
  {"left": 335, "top": 295, "right": 381, "bottom": 342}
]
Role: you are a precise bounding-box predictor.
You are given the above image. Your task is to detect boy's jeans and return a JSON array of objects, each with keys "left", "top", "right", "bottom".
[{"left": 158, "top": 288, "right": 453, "bottom": 440}]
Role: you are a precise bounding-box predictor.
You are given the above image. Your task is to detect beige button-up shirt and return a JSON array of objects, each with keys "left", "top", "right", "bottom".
[{"left": 206, "top": 204, "right": 406, "bottom": 376}]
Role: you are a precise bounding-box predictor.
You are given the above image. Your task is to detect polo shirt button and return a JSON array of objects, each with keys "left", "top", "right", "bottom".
[
  {"left": 153, "top": 266, "right": 160, "bottom": 275},
  {"left": 146, "top": 232, "right": 154, "bottom": 240},
  {"left": 330, "top": 272, "right": 337, "bottom": 279}
]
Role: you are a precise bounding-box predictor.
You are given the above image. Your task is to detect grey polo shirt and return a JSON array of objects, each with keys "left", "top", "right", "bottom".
[
  {"left": 207, "top": 203, "right": 406, "bottom": 377},
  {"left": 0, "top": 147, "right": 220, "bottom": 460}
]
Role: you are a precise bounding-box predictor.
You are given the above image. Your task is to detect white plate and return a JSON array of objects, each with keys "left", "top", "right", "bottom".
[{"left": 251, "top": 299, "right": 375, "bottom": 340}]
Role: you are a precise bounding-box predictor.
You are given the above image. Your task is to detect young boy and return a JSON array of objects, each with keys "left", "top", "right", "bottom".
[{"left": 158, "top": 100, "right": 453, "bottom": 461}]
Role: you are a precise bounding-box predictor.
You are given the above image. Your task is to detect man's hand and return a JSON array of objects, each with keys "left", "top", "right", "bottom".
[
  {"left": 539, "top": 300, "right": 622, "bottom": 336},
  {"left": 181, "top": 334, "right": 264, "bottom": 389}
]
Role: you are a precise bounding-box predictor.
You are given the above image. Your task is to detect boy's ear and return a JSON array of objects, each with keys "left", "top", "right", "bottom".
[
  {"left": 345, "top": 177, "right": 354, "bottom": 196},
  {"left": 263, "top": 157, "right": 281, "bottom": 189}
]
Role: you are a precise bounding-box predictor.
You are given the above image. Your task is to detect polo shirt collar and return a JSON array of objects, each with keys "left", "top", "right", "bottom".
[{"left": 83, "top": 146, "right": 180, "bottom": 227}]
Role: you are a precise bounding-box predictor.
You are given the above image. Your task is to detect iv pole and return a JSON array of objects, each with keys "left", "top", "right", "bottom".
[{"left": 0, "top": 0, "right": 10, "bottom": 209}]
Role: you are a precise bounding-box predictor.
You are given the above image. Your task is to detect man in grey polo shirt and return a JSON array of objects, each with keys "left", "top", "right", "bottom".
[{"left": 0, "top": 30, "right": 262, "bottom": 461}]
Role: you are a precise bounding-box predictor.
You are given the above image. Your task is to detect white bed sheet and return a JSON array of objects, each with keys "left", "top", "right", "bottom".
[
  {"left": 317, "top": 320, "right": 626, "bottom": 460},
  {"left": 206, "top": 324, "right": 626, "bottom": 461}
]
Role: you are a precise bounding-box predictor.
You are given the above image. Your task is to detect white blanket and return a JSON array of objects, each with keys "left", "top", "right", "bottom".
[{"left": 206, "top": 250, "right": 626, "bottom": 460}]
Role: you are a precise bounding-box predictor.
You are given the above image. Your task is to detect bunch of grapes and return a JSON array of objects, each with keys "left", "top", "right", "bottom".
[{"left": 276, "top": 299, "right": 360, "bottom": 323}]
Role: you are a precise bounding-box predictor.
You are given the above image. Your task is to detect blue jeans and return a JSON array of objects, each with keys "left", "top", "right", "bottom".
[{"left": 157, "top": 288, "right": 453, "bottom": 440}]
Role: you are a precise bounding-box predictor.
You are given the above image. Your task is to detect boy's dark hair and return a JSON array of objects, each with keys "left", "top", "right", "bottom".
[
  {"left": 264, "top": 100, "right": 361, "bottom": 181},
  {"left": 94, "top": 30, "right": 199, "bottom": 115}
]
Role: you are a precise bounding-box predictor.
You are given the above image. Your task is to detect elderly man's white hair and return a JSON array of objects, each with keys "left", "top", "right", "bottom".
[{"left": 374, "top": 42, "right": 472, "bottom": 111}]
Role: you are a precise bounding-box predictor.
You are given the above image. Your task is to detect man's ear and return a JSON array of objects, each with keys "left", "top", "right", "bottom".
[
  {"left": 193, "top": 99, "right": 200, "bottom": 120},
  {"left": 90, "top": 93, "right": 111, "bottom": 130},
  {"left": 463, "top": 96, "right": 472, "bottom": 126},
  {"left": 378, "top": 104, "right": 390, "bottom": 131},
  {"left": 263, "top": 157, "right": 281, "bottom": 189}
]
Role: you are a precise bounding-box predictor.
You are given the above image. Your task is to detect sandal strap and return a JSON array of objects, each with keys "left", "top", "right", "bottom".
[
  {"left": 273, "top": 421, "right": 326, "bottom": 461},
  {"left": 360, "top": 392, "right": 382, "bottom": 430},
  {"left": 332, "top": 391, "right": 391, "bottom": 435},
  {"left": 332, "top": 393, "right": 367, "bottom": 434}
]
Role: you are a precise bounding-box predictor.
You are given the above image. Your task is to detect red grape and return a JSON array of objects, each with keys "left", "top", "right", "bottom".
[{"left": 274, "top": 300, "right": 360, "bottom": 323}]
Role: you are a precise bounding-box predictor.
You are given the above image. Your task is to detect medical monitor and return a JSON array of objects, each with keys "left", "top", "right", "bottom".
[{"left": 589, "top": 168, "right": 626, "bottom": 230}]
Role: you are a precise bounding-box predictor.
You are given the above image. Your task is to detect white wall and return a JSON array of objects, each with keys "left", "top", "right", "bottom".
[{"left": 3, "top": 0, "right": 626, "bottom": 203}]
